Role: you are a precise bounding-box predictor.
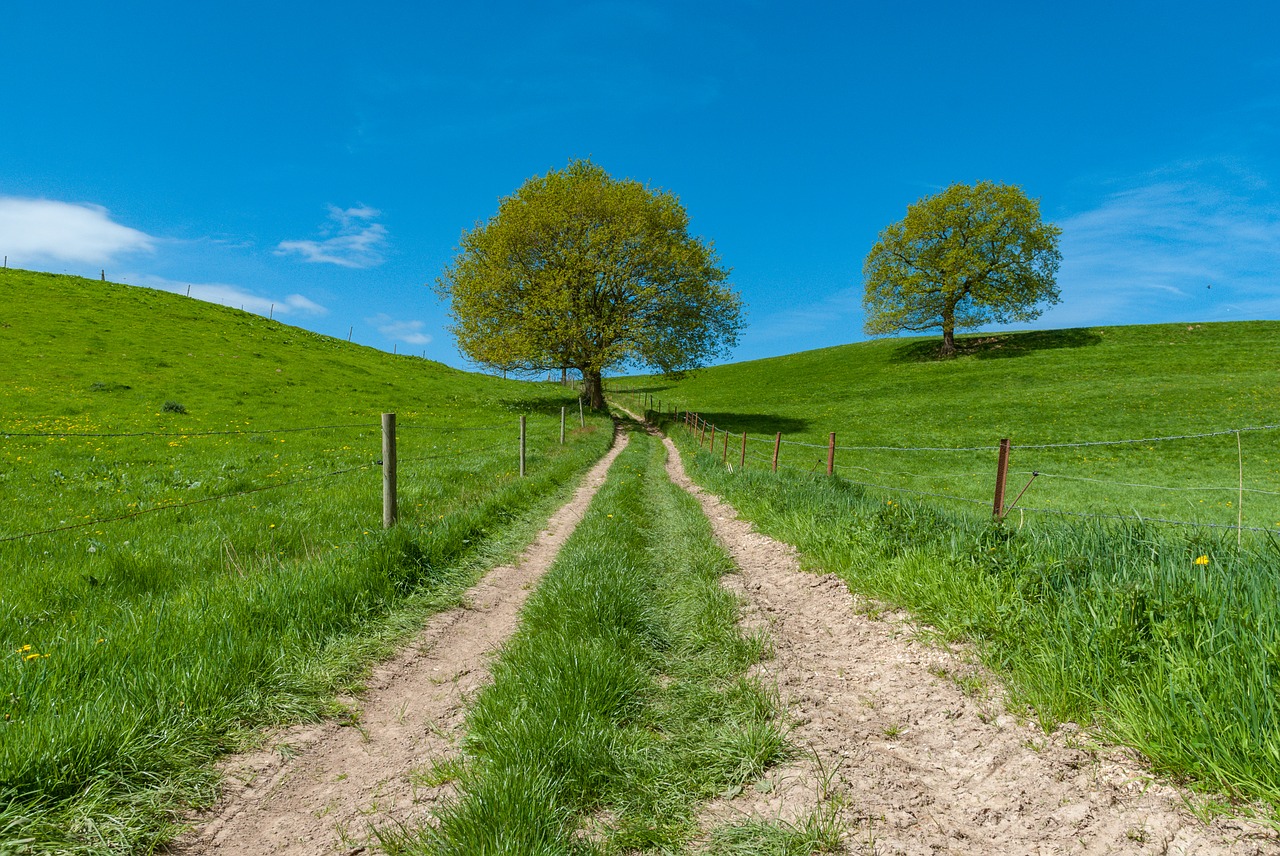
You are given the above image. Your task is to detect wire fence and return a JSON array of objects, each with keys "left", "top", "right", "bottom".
[
  {"left": 622, "top": 393, "right": 1280, "bottom": 538},
  {"left": 0, "top": 408, "right": 588, "bottom": 545}
]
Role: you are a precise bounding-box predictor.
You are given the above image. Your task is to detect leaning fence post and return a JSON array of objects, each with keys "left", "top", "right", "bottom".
[
  {"left": 740, "top": 432, "right": 747, "bottom": 469},
  {"left": 560, "top": 406, "right": 566, "bottom": 445},
  {"left": 520, "top": 416, "right": 528, "bottom": 477},
  {"left": 827, "top": 432, "right": 836, "bottom": 476},
  {"left": 722, "top": 430, "right": 729, "bottom": 465},
  {"left": 382, "top": 412, "right": 397, "bottom": 528},
  {"left": 993, "top": 438, "right": 1011, "bottom": 518},
  {"left": 699, "top": 418, "right": 707, "bottom": 448},
  {"left": 710, "top": 423, "right": 716, "bottom": 451},
  {"left": 772, "top": 432, "right": 782, "bottom": 473}
]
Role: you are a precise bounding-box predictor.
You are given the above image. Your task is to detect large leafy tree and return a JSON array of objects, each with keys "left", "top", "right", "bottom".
[
  {"left": 862, "top": 181, "right": 1062, "bottom": 356},
  {"left": 436, "top": 160, "right": 742, "bottom": 408}
]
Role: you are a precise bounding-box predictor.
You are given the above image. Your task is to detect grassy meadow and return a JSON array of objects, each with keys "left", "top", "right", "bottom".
[
  {"left": 627, "top": 324, "right": 1280, "bottom": 532},
  {"left": 0, "top": 269, "right": 613, "bottom": 852},
  {"left": 618, "top": 326, "right": 1280, "bottom": 814}
]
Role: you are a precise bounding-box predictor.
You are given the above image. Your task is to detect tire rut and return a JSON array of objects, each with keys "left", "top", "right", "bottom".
[
  {"left": 169, "top": 425, "right": 630, "bottom": 855},
  {"left": 658, "top": 431, "right": 1279, "bottom": 855}
]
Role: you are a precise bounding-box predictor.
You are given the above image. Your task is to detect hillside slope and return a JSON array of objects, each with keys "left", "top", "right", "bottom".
[{"left": 627, "top": 324, "right": 1280, "bottom": 529}]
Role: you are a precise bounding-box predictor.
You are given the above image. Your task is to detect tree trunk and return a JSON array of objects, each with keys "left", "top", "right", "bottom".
[
  {"left": 940, "top": 304, "right": 957, "bottom": 356},
  {"left": 582, "top": 368, "right": 605, "bottom": 410},
  {"left": 560, "top": 367, "right": 568, "bottom": 386},
  {"left": 940, "top": 327, "right": 956, "bottom": 356}
]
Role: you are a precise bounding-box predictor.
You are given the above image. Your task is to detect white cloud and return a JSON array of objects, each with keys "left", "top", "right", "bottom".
[
  {"left": 275, "top": 204, "right": 388, "bottom": 268},
  {"left": 368, "top": 313, "right": 431, "bottom": 345},
  {"left": 1042, "top": 161, "right": 1280, "bottom": 327},
  {"left": 0, "top": 197, "right": 154, "bottom": 264},
  {"left": 132, "top": 274, "right": 328, "bottom": 317}
]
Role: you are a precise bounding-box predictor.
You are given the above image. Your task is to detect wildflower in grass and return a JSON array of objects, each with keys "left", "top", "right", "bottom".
[
  {"left": 1194, "top": 555, "right": 1209, "bottom": 565},
  {"left": 24, "top": 653, "right": 40, "bottom": 662},
  {"left": 17, "top": 645, "right": 31, "bottom": 653}
]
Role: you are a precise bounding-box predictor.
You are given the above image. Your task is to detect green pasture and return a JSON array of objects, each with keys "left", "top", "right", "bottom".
[
  {"left": 0, "top": 269, "right": 612, "bottom": 852},
  {"left": 621, "top": 324, "right": 1280, "bottom": 533}
]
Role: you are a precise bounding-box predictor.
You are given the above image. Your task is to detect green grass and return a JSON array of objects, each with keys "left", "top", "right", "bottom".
[
  {"left": 609, "top": 322, "right": 1280, "bottom": 813},
  {"left": 0, "top": 269, "right": 614, "bottom": 853},
  {"left": 622, "top": 324, "right": 1280, "bottom": 532},
  {"left": 382, "top": 429, "right": 811, "bottom": 855}
]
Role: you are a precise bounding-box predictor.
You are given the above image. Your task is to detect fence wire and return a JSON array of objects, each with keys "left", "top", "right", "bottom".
[{"left": 672, "top": 408, "right": 1279, "bottom": 535}]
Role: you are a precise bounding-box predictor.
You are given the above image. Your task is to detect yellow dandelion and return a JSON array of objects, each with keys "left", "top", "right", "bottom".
[
  {"left": 24, "top": 653, "right": 40, "bottom": 661},
  {"left": 1194, "top": 555, "right": 1209, "bottom": 565},
  {"left": 17, "top": 644, "right": 31, "bottom": 653}
]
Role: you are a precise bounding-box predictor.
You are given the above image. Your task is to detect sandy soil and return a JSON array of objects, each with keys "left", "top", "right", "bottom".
[
  {"left": 168, "top": 426, "right": 629, "bottom": 855},
  {"left": 659, "top": 433, "right": 1280, "bottom": 855}
]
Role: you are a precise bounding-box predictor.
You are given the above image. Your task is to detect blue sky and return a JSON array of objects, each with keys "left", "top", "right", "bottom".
[{"left": 3, "top": 1, "right": 1278, "bottom": 368}]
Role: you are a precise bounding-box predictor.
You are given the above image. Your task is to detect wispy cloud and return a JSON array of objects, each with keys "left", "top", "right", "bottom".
[
  {"left": 275, "top": 205, "right": 388, "bottom": 268},
  {"left": 748, "top": 286, "right": 861, "bottom": 345},
  {"left": 0, "top": 197, "right": 154, "bottom": 265},
  {"left": 132, "top": 274, "right": 328, "bottom": 317},
  {"left": 1043, "top": 160, "right": 1280, "bottom": 327},
  {"left": 368, "top": 313, "right": 431, "bottom": 346}
]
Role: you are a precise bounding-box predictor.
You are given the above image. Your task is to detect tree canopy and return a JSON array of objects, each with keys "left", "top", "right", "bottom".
[
  {"left": 436, "top": 160, "right": 742, "bottom": 407},
  {"left": 862, "top": 181, "right": 1062, "bottom": 356}
]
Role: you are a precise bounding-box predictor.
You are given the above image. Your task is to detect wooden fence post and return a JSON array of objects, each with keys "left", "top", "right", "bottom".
[
  {"left": 827, "top": 432, "right": 836, "bottom": 476},
  {"left": 520, "top": 416, "right": 527, "bottom": 477},
  {"left": 560, "top": 406, "right": 566, "bottom": 444},
  {"left": 772, "top": 432, "right": 782, "bottom": 473},
  {"left": 740, "top": 432, "right": 747, "bottom": 469},
  {"left": 382, "top": 413, "right": 397, "bottom": 528},
  {"left": 710, "top": 423, "right": 716, "bottom": 451},
  {"left": 993, "top": 438, "right": 1010, "bottom": 518},
  {"left": 579, "top": 398, "right": 584, "bottom": 427},
  {"left": 722, "top": 430, "right": 729, "bottom": 465},
  {"left": 699, "top": 418, "right": 707, "bottom": 447}
]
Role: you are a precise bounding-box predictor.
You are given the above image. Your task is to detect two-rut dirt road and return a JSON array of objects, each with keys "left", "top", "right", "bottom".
[{"left": 173, "top": 419, "right": 1279, "bottom": 854}]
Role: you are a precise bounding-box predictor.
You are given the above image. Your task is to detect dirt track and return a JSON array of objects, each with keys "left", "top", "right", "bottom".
[
  {"left": 170, "top": 428, "right": 629, "bottom": 855},
  {"left": 169, "top": 415, "right": 1279, "bottom": 854},
  {"left": 659, "top": 432, "right": 1279, "bottom": 855}
]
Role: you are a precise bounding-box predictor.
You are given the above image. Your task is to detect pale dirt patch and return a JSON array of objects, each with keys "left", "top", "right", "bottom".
[
  {"left": 659, "top": 433, "right": 1280, "bottom": 855},
  {"left": 168, "top": 426, "right": 629, "bottom": 856}
]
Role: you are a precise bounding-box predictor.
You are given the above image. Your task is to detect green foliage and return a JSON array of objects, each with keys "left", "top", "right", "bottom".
[
  {"left": 386, "top": 432, "right": 790, "bottom": 854},
  {"left": 863, "top": 181, "right": 1062, "bottom": 354},
  {"left": 436, "top": 159, "right": 743, "bottom": 407},
  {"left": 0, "top": 268, "right": 614, "bottom": 852}
]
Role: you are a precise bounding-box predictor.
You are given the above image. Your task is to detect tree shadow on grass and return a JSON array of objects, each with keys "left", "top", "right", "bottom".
[
  {"left": 497, "top": 394, "right": 589, "bottom": 417},
  {"left": 609, "top": 382, "right": 677, "bottom": 395},
  {"left": 891, "top": 328, "right": 1103, "bottom": 363},
  {"left": 675, "top": 411, "right": 811, "bottom": 436}
]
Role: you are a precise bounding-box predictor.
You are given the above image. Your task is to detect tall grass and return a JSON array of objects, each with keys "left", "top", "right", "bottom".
[
  {"left": 666, "top": 422, "right": 1280, "bottom": 816},
  {"left": 386, "top": 429, "right": 813, "bottom": 854},
  {"left": 0, "top": 269, "right": 614, "bottom": 852}
]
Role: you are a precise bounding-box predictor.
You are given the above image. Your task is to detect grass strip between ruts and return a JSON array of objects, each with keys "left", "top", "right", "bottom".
[{"left": 384, "top": 426, "right": 844, "bottom": 854}]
